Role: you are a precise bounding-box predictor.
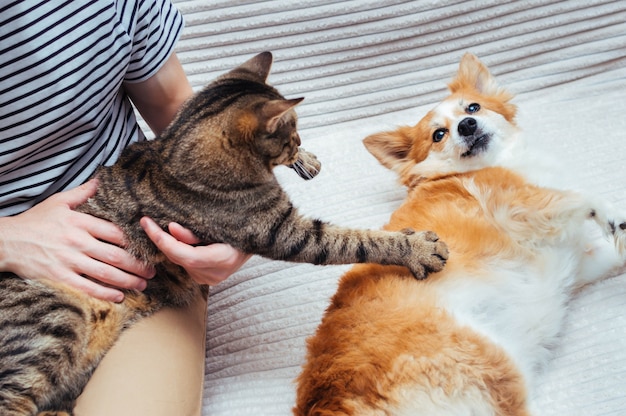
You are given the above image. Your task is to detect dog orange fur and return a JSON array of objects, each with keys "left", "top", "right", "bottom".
[{"left": 294, "top": 53, "right": 626, "bottom": 416}]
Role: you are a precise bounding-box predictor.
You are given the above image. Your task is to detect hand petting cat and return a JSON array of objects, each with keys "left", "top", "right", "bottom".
[
  {"left": 0, "top": 54, "right": 250, "bottom": 303},
  {"left": 141, "top": 216, "right": 251, "bottom": 286},
  {"left": 0, "top": 177, "right": 249, "bottom": 303},
  {"left": 0, "top": 180, "right": 155, "bottom": 302}
]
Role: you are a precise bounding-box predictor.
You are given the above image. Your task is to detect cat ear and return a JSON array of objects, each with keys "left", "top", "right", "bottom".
[
  {"left": 237, "top": 51, "right": 274, "bottom": 82},
  {"left": 448, "top": 53, "right": 511, "bottom": 99},
  {"left": 261, "top": 98, "right": 304, "bottom": 133}
]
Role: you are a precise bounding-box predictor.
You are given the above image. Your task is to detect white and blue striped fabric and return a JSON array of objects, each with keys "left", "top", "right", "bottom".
[{"left": 0, "top": 0, "right": 182, "bottom": 216}]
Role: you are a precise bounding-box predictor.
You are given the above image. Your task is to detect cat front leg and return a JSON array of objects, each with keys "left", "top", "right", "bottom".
[
  {"left": 321, "top": 226, "right": 449, "bottom": 279},
  {"left": 259, "top": 214, "right": 448, "bottom": 279}
]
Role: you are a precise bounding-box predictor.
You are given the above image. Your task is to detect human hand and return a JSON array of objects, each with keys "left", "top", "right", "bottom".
[
  {"left": 140, "top": 217, "right": 250, "bottom": 285},
  {"left": 0, "top": 180, "right": 155, "bottom": 302}
]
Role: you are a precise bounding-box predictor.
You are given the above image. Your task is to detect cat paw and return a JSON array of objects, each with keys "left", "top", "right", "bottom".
[
  {"left": 290, "top": 148, "right": 321, "bottom": 180},
  {"left": 403, "top": 229, "right": 449, "bottom": 279}
]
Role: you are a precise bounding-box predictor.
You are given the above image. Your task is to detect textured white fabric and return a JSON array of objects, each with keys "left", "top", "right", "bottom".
[{"left": 170, "top": 1, "right": 626, "bottom": 414}]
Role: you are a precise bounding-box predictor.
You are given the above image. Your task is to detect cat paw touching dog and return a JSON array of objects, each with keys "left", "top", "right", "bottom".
[
  {"left": 294, "top": 53, "right": 626, "bottom": 416},
  {"left": 0, "top": 52, "right": 447, "bottom": 415}
]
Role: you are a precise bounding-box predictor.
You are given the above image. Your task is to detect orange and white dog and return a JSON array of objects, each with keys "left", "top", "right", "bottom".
[{"left": 294, "top": 53, "right": 626, "bottom": 416}]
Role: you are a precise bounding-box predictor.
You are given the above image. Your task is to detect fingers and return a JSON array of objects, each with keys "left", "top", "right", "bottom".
[
  {"left": 57, "top": 178, "right": 99, "bottom": 209},
  {"left": 2, "top": 183, "right": 155, "bottom": 302},
  {"left": 167, "top": 221, "right": 201, "bottom": 245},
  {"left": 55, "top": 271, "right": 127, "bottom": 303},
  {"left": 48, "top": 224, "right": 154, "bottom": 299},
  {"left": 140, "top": 217, "right": 250, "bottom": 285},
  {"left": 141, "top": 217, "right": 174, "bottom": 248},
  {"left": 77, "top": 244, "right": 153, "bottom": 289},
  {"left": 140, "top": 217, "right": 195, "bottom": 266},
  {"left": 78, "top": 212, "right": 128, "bottom": 247},
  {"left": 78, "top": 216, "right": 147, "bottom": 272},
  {"left": 66, "top": 212, "right": 155, "bottom": 283}
]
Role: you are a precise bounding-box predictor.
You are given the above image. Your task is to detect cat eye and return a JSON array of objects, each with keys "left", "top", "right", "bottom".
[
  {"left": 432, "top": 128, "right": 447, "bottom": 142},
  {"left": 466, "top": 103, "right": 481, "bottom": 114}
]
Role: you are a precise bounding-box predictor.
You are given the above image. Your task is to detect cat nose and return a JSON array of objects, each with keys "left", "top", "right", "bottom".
[
  {"left": 295, "top": 133, "right": 301, "bottom": 146},
  {"left": 458, "top": 117, "right": 477, "bottom": 137}
]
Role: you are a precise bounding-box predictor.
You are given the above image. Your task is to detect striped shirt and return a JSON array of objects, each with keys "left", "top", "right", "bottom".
[{"left": 0, "top": 0, "right": 183, "bottom": 216}]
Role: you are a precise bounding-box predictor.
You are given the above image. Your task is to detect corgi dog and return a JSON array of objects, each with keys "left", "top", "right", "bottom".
[{"left": 294, "top": 53, "right": 626, "bottom": 416}]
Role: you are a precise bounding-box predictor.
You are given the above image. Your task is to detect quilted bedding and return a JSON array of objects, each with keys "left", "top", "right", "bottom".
[{"left": 167, "top": 1, "right": 626, "bottom": 414}]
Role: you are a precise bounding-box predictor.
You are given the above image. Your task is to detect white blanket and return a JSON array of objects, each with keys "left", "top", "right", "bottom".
[{"left": 170, "top": 1, "right": 626, "bottom": 414}]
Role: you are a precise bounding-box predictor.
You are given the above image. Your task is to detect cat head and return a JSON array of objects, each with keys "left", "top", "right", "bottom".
[
  {"left": 218, "top": 52, "right": 320, "bottom": 178},
  {"left": 164, "top": 52, "right": 320, "bottom": 180}
]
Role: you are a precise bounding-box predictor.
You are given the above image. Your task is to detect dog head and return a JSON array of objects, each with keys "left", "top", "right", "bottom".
[{"left": 364, "top": 53, "right": 520, "bottom": 188}]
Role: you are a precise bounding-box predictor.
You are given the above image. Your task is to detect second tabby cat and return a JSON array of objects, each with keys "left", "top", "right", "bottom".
[{"left": 0, "top": 52, "right": 448, "bottom": 415}]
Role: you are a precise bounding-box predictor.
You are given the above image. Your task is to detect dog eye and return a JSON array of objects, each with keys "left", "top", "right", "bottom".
[
  {"left": 432, "top": 128, "right": 447, "bottom": 142},
  {"left": 466, "top": 103, "right": 481, "bottom": 114}
]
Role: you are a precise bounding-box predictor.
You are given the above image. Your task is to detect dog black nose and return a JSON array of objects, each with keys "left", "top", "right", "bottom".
[{"left": 458, "top": 117, "right": 477, "bottom": 136}]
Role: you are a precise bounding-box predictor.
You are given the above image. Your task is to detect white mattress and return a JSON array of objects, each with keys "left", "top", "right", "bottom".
[{"left": 169, "top": 1, "right": 626, "bottom": 414}]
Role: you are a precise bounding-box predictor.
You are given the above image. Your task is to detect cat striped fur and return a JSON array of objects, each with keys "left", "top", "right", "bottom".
[{"left": 0, "top": 52, "right": 447, "bottom": 415}]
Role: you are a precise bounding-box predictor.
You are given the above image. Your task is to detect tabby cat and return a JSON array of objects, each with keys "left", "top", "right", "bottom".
[{"left": 0, "top": 52, "right": 448, "bottom": 415}]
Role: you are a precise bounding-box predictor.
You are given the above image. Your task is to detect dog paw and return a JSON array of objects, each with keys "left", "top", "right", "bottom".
[
  {"left": 588, "top": 205, "right": 626, "bottom": 258},
  {"left": 609, "top": 217, "right": 626, "bottom": 256},
  {"left": 404, "top": 230, "right": 449, "bottom": 279},
  {"left": 608, "top": 218, "right": 626, "bottom": 234}
]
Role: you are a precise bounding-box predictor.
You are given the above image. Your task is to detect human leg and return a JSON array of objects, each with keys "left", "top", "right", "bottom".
[{"left": 74, "top": 292, "right": 208, "bottom": 416}]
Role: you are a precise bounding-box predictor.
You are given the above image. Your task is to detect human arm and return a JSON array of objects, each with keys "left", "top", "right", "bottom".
[{"left": 124, "top": 53, "right": 193, "bottom": 136}]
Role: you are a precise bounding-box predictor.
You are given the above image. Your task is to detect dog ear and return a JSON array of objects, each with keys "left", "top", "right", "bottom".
[
  {"left": 363, "top": 129, "right": 414, "bottom": 171},
  {"left": 448, "top": 53, "right": 512, "bottom": 100}
]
